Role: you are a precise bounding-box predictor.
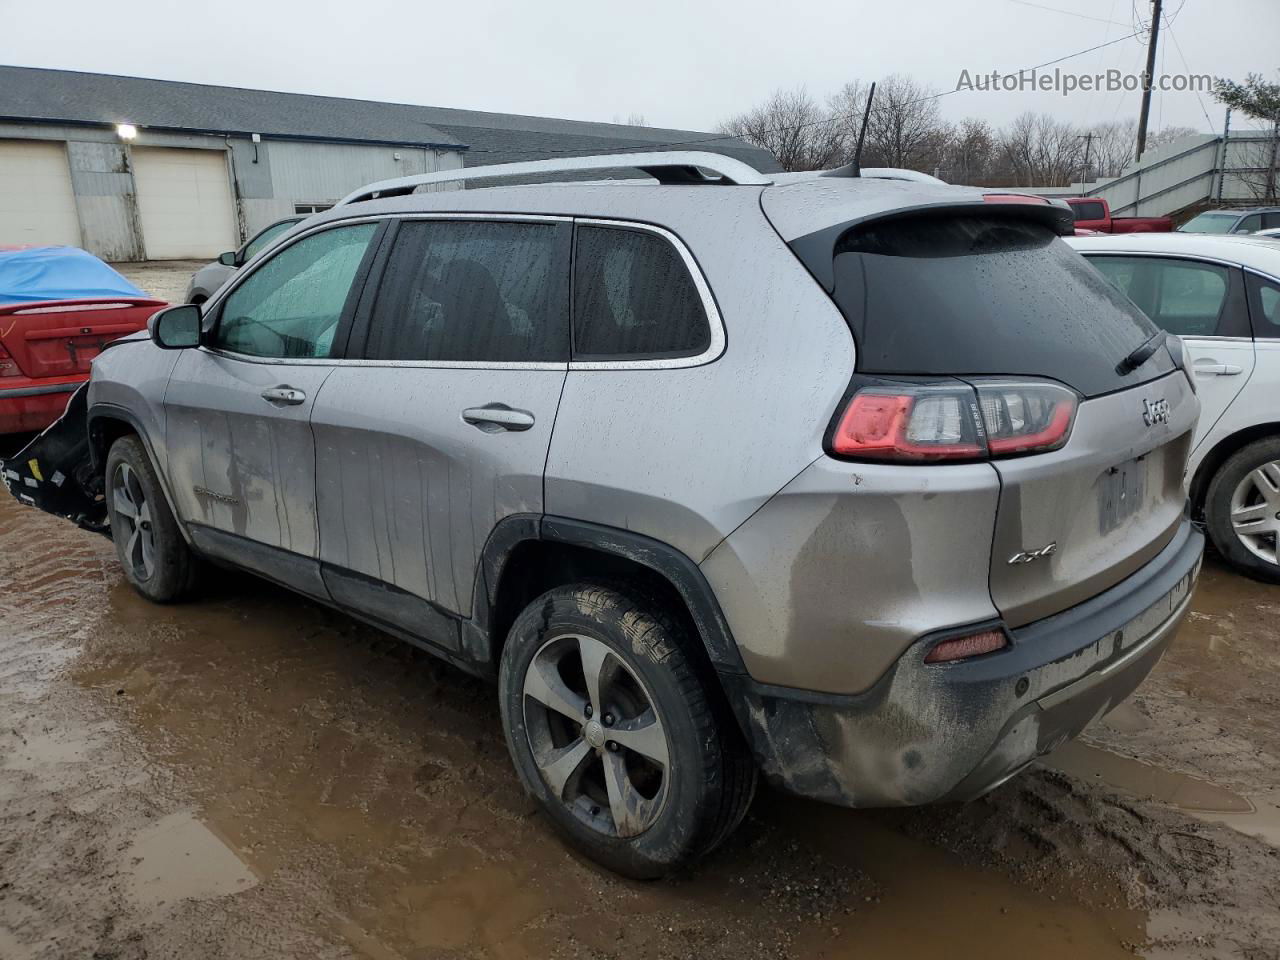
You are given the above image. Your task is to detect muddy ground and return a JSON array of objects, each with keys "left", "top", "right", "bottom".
[{"left": 1, "top": 263, "right": 1278, "bottom": 959}]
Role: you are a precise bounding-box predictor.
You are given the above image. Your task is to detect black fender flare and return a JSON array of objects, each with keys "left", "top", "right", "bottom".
[
  {"left": 88, "top": 402, "right": 193, "bottom": 546},
  {"left": 464, "top": 514, "right": 748, "bottom": 678}
]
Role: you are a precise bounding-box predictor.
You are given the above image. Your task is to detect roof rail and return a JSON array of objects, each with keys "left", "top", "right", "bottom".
[
  {"left": 820, "top": 165, "right": 947, "bottom": 185},
  {"left": 336, "top": 151, "right": 773, "bottom": 205}
]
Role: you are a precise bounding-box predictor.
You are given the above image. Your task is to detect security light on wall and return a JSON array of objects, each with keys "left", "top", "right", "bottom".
[{"left": 116, "top": 123, "right": 137, "bottom": 140}]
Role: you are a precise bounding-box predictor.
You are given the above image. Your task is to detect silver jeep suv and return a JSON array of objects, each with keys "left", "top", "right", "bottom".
[{"left": 5, "top": 152, "right": 1204, "bottom": 878}]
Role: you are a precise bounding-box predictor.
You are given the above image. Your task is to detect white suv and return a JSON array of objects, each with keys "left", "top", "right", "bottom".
[{"left": 1071, "top": 232, "right": 1280, "bottom": 581}]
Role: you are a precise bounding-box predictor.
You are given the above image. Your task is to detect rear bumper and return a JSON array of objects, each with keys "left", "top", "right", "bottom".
[
  {"left": 722, "top": 518, "right": 1203, "bottom": 808},
  {"left": 0, "top": 378, "right": 82, "bottom": 433}
]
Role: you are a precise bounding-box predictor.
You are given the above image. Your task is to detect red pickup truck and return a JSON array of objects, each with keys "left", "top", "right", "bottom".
[{"left": 1063, "top": 197, "right": 1173, "bottom": 233}]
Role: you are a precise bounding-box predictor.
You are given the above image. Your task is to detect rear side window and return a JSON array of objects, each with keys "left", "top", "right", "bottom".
[
  {"left": 813, "top": 215, "right": 1172, "bottom": 398},
  {"left": 1072, "top": 201, "right": 1106, "bottom": 222},
  {"left": 1088, "top": 256, "right": 1232, "bottom": 336},
  {"left": 365, "top": 220, "right": 567, "bottom": 363},
  {"left": 1247, "top": 272, "right": 1280, "bottom": 337},
  {"left": 572, "top": 225, "right": 710, "bottom": 359}
]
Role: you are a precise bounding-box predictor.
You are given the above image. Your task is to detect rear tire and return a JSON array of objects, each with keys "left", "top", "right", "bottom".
[
  {"left": 1204, "top": 436, "right": 1280, "bottom": 583},
  {"left": 104, "top": 435, "right": 199, "bottom": 602},
  {"left": 498, "top": 583, "right": 756, "bottom": 878}
]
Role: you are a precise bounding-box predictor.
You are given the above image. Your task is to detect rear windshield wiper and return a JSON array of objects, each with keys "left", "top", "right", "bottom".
[{"left": 1116, "top": 331, "right": 1166, "bottom": 375}]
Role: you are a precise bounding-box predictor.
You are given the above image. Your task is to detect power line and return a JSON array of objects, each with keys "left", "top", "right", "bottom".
[
  {"left": 1164, "top": 18, "right": 1217, "bottom": 132},
  {"left": 1006, "top": 0, "right": 1131, "bottom": 26},
  {"left": 468, "top": 30, "right": 1144, "bottom": 160}
]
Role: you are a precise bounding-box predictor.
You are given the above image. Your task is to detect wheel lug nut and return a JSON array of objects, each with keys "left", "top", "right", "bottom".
[
  {"left": 603, "top": 714, "right": 614, "bottom": 727},
  {"left": 584, "top": 704, "right": 592, "bottom": 718},
  {"left": 607, "top": 741, "right": 619, "bottom": 752}
]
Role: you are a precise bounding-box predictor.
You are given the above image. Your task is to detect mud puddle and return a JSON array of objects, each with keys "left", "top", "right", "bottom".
[{"left": 1047, "top": 739, "right": 1280, "bottom": 848}]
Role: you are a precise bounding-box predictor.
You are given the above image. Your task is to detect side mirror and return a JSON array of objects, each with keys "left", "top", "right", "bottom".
[
  {"left": 149, "top": 304, "right": 202, "bottom": 350},
  {"left": 218, "top": 251, "right": 238, "bottom": 267}
]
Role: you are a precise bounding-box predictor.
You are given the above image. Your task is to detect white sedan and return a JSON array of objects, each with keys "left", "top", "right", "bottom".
[{"left": 1070, "top": 232, "right": 1280, "bottom": 582}]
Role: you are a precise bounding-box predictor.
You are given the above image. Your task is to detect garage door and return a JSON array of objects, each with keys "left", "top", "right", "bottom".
[
  {"left": 0, "top": 140, "right": 81, "bottom": 248},
  {"left": 132, "top": 147, "right": 238, "bottom": 259}
]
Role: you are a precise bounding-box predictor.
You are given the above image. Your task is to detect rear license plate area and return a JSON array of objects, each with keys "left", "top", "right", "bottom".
[{"left": 1098, "top": 455, "right": 1150, "bottom": 535}]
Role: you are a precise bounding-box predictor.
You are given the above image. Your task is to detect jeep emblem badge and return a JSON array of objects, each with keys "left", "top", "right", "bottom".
[{"left": 1142, "top": 397, "right": 1170, "bottom": 427}]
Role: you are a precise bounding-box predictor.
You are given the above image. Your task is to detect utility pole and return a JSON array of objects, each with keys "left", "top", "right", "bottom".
[
  {"left": 1079, "top": 132, "right": 1097, "bottom": 182},
  {"left": 1134, "top": 0, "right": 1163, "bottom": 163}
]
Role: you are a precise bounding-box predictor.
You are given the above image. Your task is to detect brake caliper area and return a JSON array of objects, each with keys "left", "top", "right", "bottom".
[{"left": 1, "top": 384, "right": 109, "bottom": 535}]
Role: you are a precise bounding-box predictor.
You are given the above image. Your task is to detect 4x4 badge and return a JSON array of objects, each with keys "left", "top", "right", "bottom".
[
  {"left": 1008, "top": 542, "right": 1057, "bottom": 565},
  {"left": 1142, "top": 398, "right": 1170, "bottom": 427}
]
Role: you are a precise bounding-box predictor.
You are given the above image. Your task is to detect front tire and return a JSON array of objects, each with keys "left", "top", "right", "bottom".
[
  {"left": 1204, "top": 436, "right": 1280, "bottom": 583},
  {"left": 498, "top": 583, "right": 755, "bottom": 878},
  {"left": 104, "top": 435, "right": 199, "bottom": 602}
]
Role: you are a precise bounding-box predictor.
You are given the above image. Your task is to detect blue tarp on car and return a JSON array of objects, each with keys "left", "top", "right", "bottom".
[{"left": 0, "top": 246, "right": 145, "bottom": 305}]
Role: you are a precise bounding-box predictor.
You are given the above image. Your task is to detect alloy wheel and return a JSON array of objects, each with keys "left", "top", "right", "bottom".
[
  {"left": 112, "top": 462, "right": 156, "bottom": 579},
  {"left": 522, "top": 633, "right": 670, "bottom": 838},
  {"left": 1230, "top": 459, "right": 1280, "bottom": 566}
]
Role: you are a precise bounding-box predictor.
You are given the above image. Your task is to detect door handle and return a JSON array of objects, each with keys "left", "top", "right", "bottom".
[
  {"left": 261, "top": 385, "right": 307, "bottom": 405},
  {"left": 1192, "top": 362, "right": 1243, "bottom": 376},
  {"left": 461, "top": 403, "right": 535, "bottom": 432}
]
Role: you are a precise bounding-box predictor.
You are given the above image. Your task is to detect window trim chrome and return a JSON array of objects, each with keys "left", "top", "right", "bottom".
[
  {"left": 200, "top": 211, "right": 724, "bottom": 372},
  {"left": 568, "top": 217, "right": 725, "bottom": 371}
]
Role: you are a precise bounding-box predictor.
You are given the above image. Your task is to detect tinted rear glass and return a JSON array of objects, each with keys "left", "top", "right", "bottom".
[
  {"left": 573, "top": 225, "right": 710, "bottom": 359},
  {"left": 1072, "top": 201, "right": 1106, "bottom": 221},
  {"left": 819, "top": 215, "right": 1171, "bottom": 397}
]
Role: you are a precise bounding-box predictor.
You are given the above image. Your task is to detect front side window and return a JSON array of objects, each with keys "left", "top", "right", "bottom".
[
  {"left": 242, "top": 218, "right": 301, "bottom": 261},
  {"left": 1089, "top": 256, "right": 1231, "bottom": 337},
  {"left": 214, "top": 222, "right": 377, "bottom": 359},
  {"left": 573, "top": 225, "right": 711, "bottom": 360},
  {"left": 365, "top": 220, "right": 567, "bottom": 363}
]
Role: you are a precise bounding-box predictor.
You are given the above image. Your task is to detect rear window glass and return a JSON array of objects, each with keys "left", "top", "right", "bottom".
[
  {"left": 819, "top": 215, "right": 1171, "bottom": 398},
  {"left": 573, "top": 225, "right": 710, "bottom": 359},
  {"left": 1071, "top": 201, "right": 1106, "bottom": 222}
]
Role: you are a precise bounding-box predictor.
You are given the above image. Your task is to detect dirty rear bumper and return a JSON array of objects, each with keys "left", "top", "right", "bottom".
[{"left": 721, "top": 518, "right": 1203, "bottom": 808}]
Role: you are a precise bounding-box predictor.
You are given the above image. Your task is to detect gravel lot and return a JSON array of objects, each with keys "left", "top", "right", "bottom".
[{"left": 1, "top": 262, "right": 1277, "bottom": 959}]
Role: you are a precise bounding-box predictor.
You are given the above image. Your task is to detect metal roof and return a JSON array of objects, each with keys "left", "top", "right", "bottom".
[
  {"left": 0, "top": 65, "right": 780, "bottom": 170},
  {"left": 1068, "top": 231, "right": 1280, "bottom": 275}
]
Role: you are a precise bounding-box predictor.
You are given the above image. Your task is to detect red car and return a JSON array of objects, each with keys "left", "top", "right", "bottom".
[{"left": 0, "top": 247, "right": 164, "bottom": 434}]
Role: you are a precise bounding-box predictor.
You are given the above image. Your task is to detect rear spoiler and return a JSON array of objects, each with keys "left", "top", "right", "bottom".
[
  {"left": 1, "top": 384, "right": 108, "bottom": 534},
  {"left": 787, "top": 199, "right": 1077, "bottom": 292}
]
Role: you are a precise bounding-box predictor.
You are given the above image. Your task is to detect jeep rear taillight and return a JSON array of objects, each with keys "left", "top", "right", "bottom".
[
  {"left": 831, "top": 386, "right": 986, "bottom": 461},
  {"left": 830, "top": 380, "right": 1077, "bottom": 463},
  {"left": 0, "top": 342, "right": 19, "bottom": 378}
]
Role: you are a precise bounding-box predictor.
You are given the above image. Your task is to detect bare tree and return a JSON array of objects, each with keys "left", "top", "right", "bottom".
[
  {"left": 718, "top": 87, "right": 845, "bottom": 172},
  {"left": 940, "top": 117, "right": 997, "bottom": 184},
  {"left": 625, "top": 113, "right": 648, "bottom": 127},
  {"left": 860, "top": 74, "right": 951, "bottom": 172},
  {"left": 999, "top": 112, "right": 1083, "bottom": 186},
  {"left": 1083, "top": 121, "right": 1136, "bottom": 179}
]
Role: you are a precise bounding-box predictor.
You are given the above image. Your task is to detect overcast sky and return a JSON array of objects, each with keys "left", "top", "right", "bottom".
[{"left": 1, "top": 0, "right": 1276, "bottom": 136}]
